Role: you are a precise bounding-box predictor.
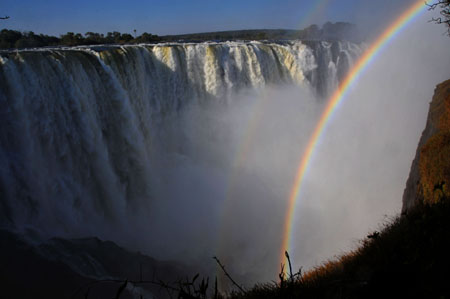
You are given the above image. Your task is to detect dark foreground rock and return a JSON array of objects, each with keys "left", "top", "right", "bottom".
[{"left": 0, "top": 230, "right": 190, "bottom": 299}]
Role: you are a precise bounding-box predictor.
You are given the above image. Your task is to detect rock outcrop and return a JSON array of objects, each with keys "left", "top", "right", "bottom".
[
  {"left": 0, "top": 230, "right": 190, "bottom": 299},
  {"left": 402, "top": 79, "right": 450, "bottom": 212}
]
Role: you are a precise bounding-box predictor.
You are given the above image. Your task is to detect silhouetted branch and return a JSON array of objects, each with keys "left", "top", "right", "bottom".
[
  {"left": 285, "top": 251, "right": 293, "bottom": 280},
  {"left": 282, "top": 251, "right": 303, "bottom": 285},
  {"left": 213, "top": 256, "right": 246, "bottom": 294},
  {"left": 426, "top": 0, "right": 450, "bottom": 35}
]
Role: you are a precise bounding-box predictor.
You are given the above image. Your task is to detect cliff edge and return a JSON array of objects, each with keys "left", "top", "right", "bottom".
[{"left": 402, "top": 79, "right": 450, "bottom": 212}]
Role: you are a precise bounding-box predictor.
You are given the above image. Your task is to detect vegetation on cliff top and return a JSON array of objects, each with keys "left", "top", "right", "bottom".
[
  {"left": 0, "top": 22, "right": 360, "bottom": 50},
  {"left": 0, "top": 29, "right": 162, "bottom": 49}
]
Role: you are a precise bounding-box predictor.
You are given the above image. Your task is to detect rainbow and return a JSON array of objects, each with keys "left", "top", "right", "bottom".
[
  {"left": 280, "top": 0, "right": 427, "bottom": 266},
  {"left": 297, "top": 0, "right": 331, "bottom": 30}
]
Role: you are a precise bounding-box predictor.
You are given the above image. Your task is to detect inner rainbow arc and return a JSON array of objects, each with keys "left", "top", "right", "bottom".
[{"left": 280, "top": 0, "right": 427, "bottom": 268}]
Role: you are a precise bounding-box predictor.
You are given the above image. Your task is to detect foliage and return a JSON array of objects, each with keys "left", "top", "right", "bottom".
[
  {"left": 0, "top": 29, "right": 162, "bottom": 49},
  {"left": 60, "top": 32, "right": 84, "bottom": 46},
  {"left": 0, "top": 22, "right": 360, "bottom": 50},
  {"left": 133, "top": 32, "right": 162, "bottom": 43},
  {"left": 0, "top": 29, "right": 59, "bottom": 49}
]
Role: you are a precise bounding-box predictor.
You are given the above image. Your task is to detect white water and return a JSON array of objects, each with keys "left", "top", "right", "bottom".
[{"left": 0, "top": 41, "right": 362, "bottom": 282}]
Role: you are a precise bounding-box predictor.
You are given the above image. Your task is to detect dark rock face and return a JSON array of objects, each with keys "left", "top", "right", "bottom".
[
  {"left": 402, "top": 79, "right": 450, "bottom": 212},
  {"left": 0, "top": 230, "right": 190, "bottom": 299},
  {"left": 0, "top": 230, "right": 92, "bottom": 299}
]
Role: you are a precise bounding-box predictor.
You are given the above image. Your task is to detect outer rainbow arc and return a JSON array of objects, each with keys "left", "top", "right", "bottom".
[
  {"left": 297, "top": 0, "right": 331, "bottom": 30},
  {"left": 280, "top": 0, "right": 427, "bottom": 268}
]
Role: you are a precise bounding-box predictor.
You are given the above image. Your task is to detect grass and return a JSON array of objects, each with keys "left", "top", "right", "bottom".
[{"left": 226, "top": 198, "right": 450, "bottom": 299}]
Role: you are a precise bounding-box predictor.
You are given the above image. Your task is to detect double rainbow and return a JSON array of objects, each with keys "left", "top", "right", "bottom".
[{"left": 280, "top": 0, "right": 427, "bottom": 266}]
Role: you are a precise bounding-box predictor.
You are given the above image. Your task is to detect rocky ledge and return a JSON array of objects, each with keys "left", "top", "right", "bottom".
[{"left": 402, "top": 79, "right": 450, "bottom": 212}]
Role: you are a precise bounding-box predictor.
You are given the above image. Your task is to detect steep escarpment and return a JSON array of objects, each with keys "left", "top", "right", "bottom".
[{"left": 402, "top": 79, "right": 450, "bottom": 212}]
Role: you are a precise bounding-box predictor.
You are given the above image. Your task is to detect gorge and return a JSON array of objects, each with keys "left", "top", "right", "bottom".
[{"left": 0, "top": 22, "right": 449, "bottom": 298}]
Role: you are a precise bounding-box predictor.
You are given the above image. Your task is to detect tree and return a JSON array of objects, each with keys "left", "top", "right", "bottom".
[
  {"left": 60, "top": 32, "right": 83, "bottom": 46},
  {"left": 427, "top": 0, "right": 450, "bottom": 35},
  {"left": 119, "top": 33, "right": 133, "bottom": 43},
  {"left": 256, "top": 32, "right": 267, "bottom": 40},
  {"left": 106, "top": 31, "right": 121, "bottom": 43},
  {"left": 134, "top": 32, "right": 161, "bottom": 43},
  {"left": 0, "top": 29, "right": 21, "bottom": 48},
  {"left": 85, "top": 32, "right": 103, "bottom": 44}
]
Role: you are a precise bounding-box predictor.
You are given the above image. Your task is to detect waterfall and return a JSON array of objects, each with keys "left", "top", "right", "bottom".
[{"left": 0, "top": 40, "right": 362, "bottom": 242}]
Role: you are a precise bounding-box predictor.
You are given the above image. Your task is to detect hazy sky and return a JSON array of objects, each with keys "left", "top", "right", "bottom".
[{"left": 0, "top": 0, "right": 424, "bottom": 36}]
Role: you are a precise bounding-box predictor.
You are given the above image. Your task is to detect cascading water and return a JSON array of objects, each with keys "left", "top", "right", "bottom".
[{"left": 0, "top": 41, "right": 362, "bottom": 279}]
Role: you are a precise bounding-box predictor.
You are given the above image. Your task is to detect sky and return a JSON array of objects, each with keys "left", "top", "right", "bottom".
[{"left": 0, "top": 0, "right": 426, "bottom": 36}]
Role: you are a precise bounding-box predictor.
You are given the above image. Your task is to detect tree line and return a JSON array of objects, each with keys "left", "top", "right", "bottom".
[
  {"left": 0, "top": 22, "right": 365, "bottom": 50},
  {"left": 0, "top": 29, "right": 162, "bottom": 49}
]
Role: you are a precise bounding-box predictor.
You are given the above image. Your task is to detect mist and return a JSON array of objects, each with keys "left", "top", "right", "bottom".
[
  {"left": 108, "top": 84, "right": 318, "bottom": 280},
  {"left": 110, "top": 11, "right": 450, "bottom": 287},
  {"left": 290, "top": 13, "right": 450, "bottom": 269}
]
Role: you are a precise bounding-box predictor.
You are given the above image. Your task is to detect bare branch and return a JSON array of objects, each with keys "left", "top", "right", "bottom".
[
  {"left": 213, "top": 256, "right": 246, "bottom": 294},
  {"left": 426, "top": 0, "right": 450, "bottom": 35},
  {"left": 285, "top": 251, "right": 293, "bottom": 281}
]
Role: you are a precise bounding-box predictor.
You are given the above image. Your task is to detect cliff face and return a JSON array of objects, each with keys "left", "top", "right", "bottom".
[{"left": 402, "top": 79, "right": 450, "bottom": 212}]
